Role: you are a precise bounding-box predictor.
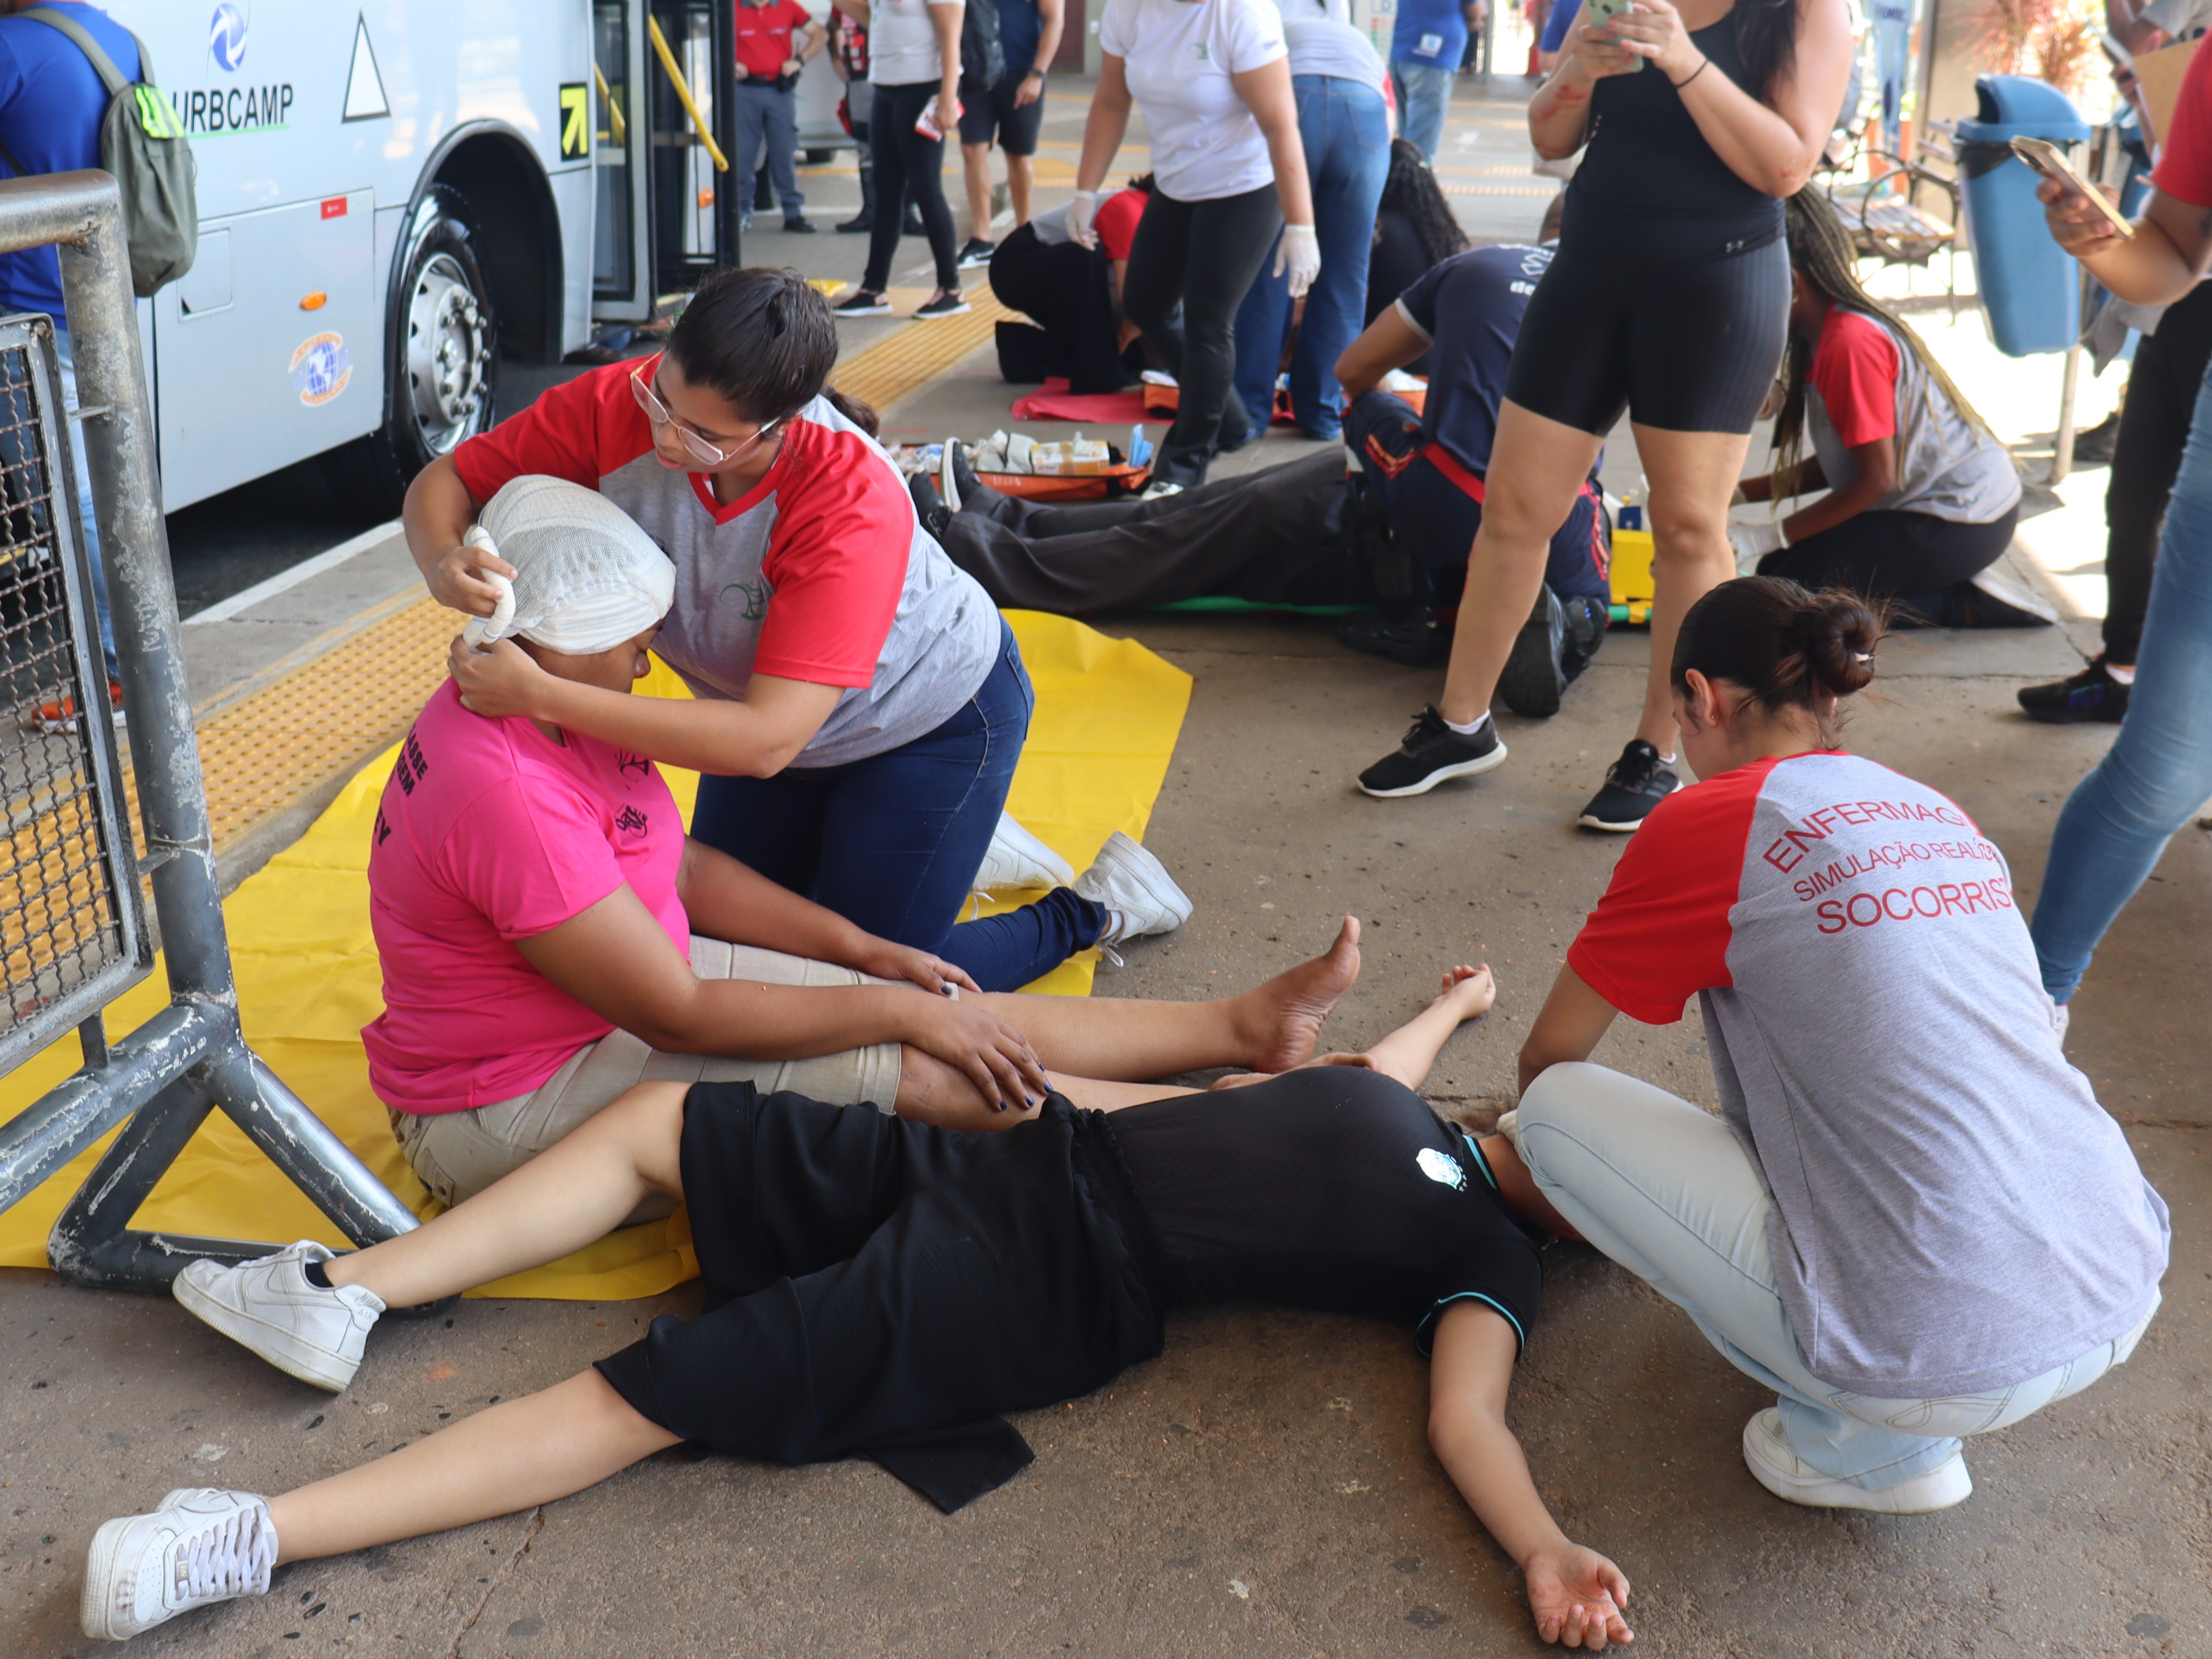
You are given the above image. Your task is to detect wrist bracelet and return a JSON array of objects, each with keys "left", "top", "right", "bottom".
[{"left": 1671, "top": 56, "right": 1709, "bottom": 89}]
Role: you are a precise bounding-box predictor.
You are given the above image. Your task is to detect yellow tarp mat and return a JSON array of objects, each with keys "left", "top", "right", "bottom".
[{"left": 0, "top": 610, "right": 1190, "bottom": 1298}]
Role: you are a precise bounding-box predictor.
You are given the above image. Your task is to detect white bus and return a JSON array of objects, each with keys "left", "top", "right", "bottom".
[{"left": 100, "top": 0, "right": 850, "bottom": 518}]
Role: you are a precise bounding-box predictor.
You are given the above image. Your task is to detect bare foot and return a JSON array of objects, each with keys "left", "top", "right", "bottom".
[
  {"left": 1433, "top": 964, "right": 1496, "bottom": 1022},
  {"left": 1239, "top": 917, "right": 1362, "bottom": 1072}
]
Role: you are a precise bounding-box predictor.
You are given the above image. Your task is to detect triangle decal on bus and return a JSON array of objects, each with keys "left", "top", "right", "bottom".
[{"left": 343, "top": 14, "right": 390, "bottom": 122}]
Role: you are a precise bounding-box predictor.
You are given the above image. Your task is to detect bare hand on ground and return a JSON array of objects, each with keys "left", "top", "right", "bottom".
[
  {"left": 1525, "top": 1541, "right": 1635, "bottom": 1650},
  {"left": 1435, "top": 963, "right": 1497, "bottom": 1017}
]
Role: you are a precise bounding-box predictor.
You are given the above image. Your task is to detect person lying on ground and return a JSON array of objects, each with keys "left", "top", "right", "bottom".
[
  {"left": 1492, "top": 575, "right": 2168, "bottom": 1515},
  {"left": 1730, "top": 191, "right": 2038, "bottom": 629},
  {"left": 408, "top": 268, "right": 1167, "bottom": 995},
  {"left": 1334, "top": 191, "right": 1612, "bottom": 738},
  {"left": 92, "top": 964, "right": 1641, "bottom": 1653},
  {"left": 373, "top": 475, "right": 1356, "bottom": 1210}
]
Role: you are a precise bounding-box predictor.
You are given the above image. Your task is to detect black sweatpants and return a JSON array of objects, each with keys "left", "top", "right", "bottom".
[
  {"left": 1120, "top": 181, "right": 1283, "bottom": 488},
  {"left": 595, "top": 1086, "right": 1164, "bottom": 1512},
  {"left": 938, "top": 450, "right": 1368, "bottom": 611},
  {"left": 1759, "top": 506, "right": 2020, "bottom": 623},
  {"left": 864, "top": 81, "right": 960, "bottom": 294},
  {"left": 2103, "top": 280, "right": 2212, "bottom": 664}
]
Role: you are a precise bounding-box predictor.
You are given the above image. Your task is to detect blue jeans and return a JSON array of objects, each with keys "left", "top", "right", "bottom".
[
  {"left": 1392, "top": 61, "right": 1453, "bottom": 162},
  {"left": 1231, "top": 75, "right": 1390, "bottom": 441},
  {"left": 2032, "top": 359, "right": 2212, "bottom": 1002},
  {"left": 1520, "top": 1063, "right": 2154, "bottom": 1489},
  {"left": 733, "top": 82, "right": 803, "bottom": 217},
  {"left": 688, "top": 621, "right": 1106, "bottom": 992}
]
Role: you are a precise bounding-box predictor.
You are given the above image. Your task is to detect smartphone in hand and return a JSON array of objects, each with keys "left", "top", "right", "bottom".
[
  {"left": 2010, "top": 136, "right": 2136, "bottom": 239},
  {"left": 1582, "top": 0, "right": 1645, "bottom": 70}
]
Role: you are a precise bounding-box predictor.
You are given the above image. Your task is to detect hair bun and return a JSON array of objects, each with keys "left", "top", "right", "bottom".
[{"left": 1790, "top": 591, "right": 1882, "bottom": 698}]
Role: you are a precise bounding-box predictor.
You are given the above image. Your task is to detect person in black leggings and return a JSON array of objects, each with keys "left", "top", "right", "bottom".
[
  {"left": 831, "top": 0, "right": 969, "bottom": 320},
  {"left": 104, "top": 964, "right": 1650, "bottom": 1652},
  {"left": 1732, "top": 190, "right": 2029, "bottom": 627},
  {"left": 1353, "top": 0, "right": 1853, "bottom": 831},
  {"left": 2017, "top": 278, "right": 2212, "bottom": 722},
  {"left": 1072, "top": 0, "right": 1319, "bottom": 495}
]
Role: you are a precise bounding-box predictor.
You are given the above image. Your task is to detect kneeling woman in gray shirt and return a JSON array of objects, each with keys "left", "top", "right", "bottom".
[{"left": 1501, "top": 575, "right": 2168, "bottom": 1514}]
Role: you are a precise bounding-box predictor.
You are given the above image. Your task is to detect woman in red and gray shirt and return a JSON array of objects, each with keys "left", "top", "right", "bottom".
[{"left": 403, "top": 268, "right": 1181, "bottom": 991}]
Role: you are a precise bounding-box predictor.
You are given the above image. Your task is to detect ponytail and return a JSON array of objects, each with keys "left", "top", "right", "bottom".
[{"left": 1671, "top": 577, "right": 1889, "bottom": 745}]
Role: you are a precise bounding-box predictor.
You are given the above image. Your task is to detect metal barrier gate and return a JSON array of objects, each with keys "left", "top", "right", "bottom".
[{"left": 0, "top": 172, "right": 422, "bottom": 1292}]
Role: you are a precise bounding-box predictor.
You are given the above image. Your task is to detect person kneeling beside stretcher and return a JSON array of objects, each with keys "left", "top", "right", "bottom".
[
  {"left": 90, "top": 962, "right": 1646, "bottom": 1653},
  {"left": 371, "top": 473, "right": 1345, "bottom": 1212}
]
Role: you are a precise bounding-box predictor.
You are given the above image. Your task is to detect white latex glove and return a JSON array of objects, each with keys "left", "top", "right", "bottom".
[
  {"left": 1273, "top": 223, "right": 1321, "bottom": 300},
  {"left": 1727, "top": 518, "right": 1789, "bottom": 574},
  {"left": 1068, "top": 189, "right": 1099, "bottom": 249}
]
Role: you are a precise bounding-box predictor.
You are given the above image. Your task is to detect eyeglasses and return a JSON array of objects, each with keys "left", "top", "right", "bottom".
[{"left": 630, "top": 368, "right": 785, "bottom": 467}]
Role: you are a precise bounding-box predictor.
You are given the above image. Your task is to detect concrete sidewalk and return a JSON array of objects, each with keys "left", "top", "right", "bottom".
[{"left": 2, "top": 71, "right": 2207, "bottom": 1659}]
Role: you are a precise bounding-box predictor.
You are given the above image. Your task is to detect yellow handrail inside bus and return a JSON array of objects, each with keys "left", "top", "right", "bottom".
[
  {"left": 593, "top": 62, "right": 628, "bottom": 148},
  {"left": 646, "top": 14, "right": 728, "bottom": 172}
]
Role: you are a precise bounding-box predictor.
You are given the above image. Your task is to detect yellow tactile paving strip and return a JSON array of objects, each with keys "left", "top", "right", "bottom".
[
  {"left": 109, "top": 287, "right": 1023, "bottom": 870},
  {"left": 830, "top": 280, "right": 1015, "bottom": 412}
]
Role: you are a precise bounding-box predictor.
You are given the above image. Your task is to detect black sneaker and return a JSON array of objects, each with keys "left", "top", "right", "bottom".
[
  {"left": 957, "top": 236, "right": 995, "bottom": 268},
  {"left": 2071, "top": 409, "right": 2120, "bottom": 467},
  {"left": 2017, "top": 656, "right": 2131, "bottom": 724},
  {"left": 837, "top": 212, "right": 873, "bottom": 234},
  {"left": 833, "top": 289, "right": 892, "bottom": 316},
  {"left": 782, "top": 216, "right": 818, "bottom": 234},
  {"left": 1338, "top": 607, "right": 1452, "bottom": 667},
  {"left": 1358, "top": 706, "right": 1508, "bottom": 798},
  {"left": 1577, "top": 740, "right": 1679, "bottom": 831},
  {"left": 913, "top": 291, "right": 971, "bottom": 319},
  {"left": 1497, "top": 584, "right": 1569, "bottom": 718}
]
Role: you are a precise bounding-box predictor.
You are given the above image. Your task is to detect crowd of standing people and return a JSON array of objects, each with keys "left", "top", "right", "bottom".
[{"left": 31, "top": 0, "right": 2194, "bottom": 1649}]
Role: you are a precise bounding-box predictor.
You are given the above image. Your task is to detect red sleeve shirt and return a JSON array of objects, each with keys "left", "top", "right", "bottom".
[
  {"left": 1565, "top": 757, "right": 1776, "bottom": 1025},
  {"left": 453, "top": 358, "right": 915, "bottom": 692},
  {"left": 2152, "top": 38, "right": 2212, "bottom": 205},
  {"left": 1809, "top": 307, "right": 1901, "bottom": 449},
  {"left": 1094, "top": 188, "right": 1148, "bottom": 263},
  {"left": 734, "top": 0, "right": 814, "bottom": 77}
]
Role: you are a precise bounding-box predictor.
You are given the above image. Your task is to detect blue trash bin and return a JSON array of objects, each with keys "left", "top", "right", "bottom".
[{"left": 1957, "top": 74, "right": 2092, "bottom": 357}]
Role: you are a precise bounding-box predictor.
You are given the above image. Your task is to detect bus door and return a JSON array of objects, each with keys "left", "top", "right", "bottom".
[
  {"left": 591, "top": 0, "right": 655, "bottom": 323},
  {"left": 648, "top": 0, "right": 741, "bottom": 296}
]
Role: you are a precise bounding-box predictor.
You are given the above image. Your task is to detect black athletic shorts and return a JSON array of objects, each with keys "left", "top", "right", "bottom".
[
  {"left": 958, "top": 69, "right": 1044, "bottom": 153},
  {"left": 595, "top": 1085, "right": 1165, "bottom": 1512},
  {"left": 1503, "top": 209, "right": 1789, "bottom": 438}
]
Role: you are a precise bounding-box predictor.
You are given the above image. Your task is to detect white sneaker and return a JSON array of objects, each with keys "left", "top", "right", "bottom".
[
  {"left": 974, "top": 811, "right": 1075, "bottom": 892},
  {"left": 1741, "top": 1407, "right": 1973, "bottom": 1514},
  {"left": 173, "top": 1241, "right": 384, "bottom": 1393},
  {"left": 940, "top": 436, "right": 963, "bottom": 513},
  {"left": 1073, "top": 831, "right": 1192, "bottom": 947},
  {"left": 81, "top": 1488, "right": 277, "bottom": 1640},
  {"left": 1138, "top": 480, "right": 1185, "bottom": 502}
]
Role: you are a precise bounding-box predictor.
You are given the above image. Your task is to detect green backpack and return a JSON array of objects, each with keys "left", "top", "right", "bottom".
[{"left": 2, "top": 6, "right": 196, "bottom": 297}]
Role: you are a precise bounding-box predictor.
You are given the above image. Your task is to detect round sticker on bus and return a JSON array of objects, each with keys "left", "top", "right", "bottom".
[{"left": 290, "top": 332, "right": 352, "bottom": 406}]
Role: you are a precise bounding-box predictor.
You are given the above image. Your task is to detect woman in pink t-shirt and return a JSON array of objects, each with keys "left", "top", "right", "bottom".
[{"left": 373, "top": 477, "right": 1367, "bottom": 1210}]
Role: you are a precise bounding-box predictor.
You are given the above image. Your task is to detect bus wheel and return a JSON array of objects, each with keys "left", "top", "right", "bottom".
[{"left": 321, "top": 186, "right": 499, "bottom": 518}]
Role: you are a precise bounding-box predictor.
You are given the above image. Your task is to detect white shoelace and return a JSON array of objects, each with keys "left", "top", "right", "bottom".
[{"left": 176, "top": 1502, "right": 276, "bottom": 1602}]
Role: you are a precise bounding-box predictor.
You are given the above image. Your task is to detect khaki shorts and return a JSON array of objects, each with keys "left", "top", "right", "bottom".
[{"left": 388, "top": 937, "right": 906, "bottom": 1210}]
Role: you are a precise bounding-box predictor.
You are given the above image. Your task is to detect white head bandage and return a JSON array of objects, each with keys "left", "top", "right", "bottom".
[{"left": 464, "top": 475, "right": 676, "bottom": 655}]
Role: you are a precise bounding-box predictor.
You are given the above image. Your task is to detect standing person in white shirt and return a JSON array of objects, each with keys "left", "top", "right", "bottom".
[
  {"left": 1071, "top": 0, "right": 1319, "bottom": 493},
  {"left": 832, "top": 0, "right": 972, "bottom": 319}
]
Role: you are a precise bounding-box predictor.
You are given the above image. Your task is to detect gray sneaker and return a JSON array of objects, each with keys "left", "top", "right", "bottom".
[
  {"left": 81, "top": 1488, "right": 277, "bottom": 1640},
  {"left": 174, "top": 1240, "right": 384, "bottom": 1393},
  {"left": 1073, "top": 831, "right": 1192, "bottom": 947}
]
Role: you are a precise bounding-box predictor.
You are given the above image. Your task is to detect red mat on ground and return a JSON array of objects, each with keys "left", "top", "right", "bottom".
[{"left": 1009, "top": 378, "right": 1152, "bottom": 421}]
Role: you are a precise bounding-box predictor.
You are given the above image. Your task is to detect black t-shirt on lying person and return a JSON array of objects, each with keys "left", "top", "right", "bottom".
[{"left": 1109, "top": 1065, "right": 1544, "bottom": 1353}]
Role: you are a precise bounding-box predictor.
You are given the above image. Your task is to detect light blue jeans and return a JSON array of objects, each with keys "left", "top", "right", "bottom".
[
  {"left": 1230, "top": 74, "right": 1390, "bottom": 440},
  {"left": 2031, "top": 359, "right": 2212, "bottom": 1002},
  {"left": 1519, "top": 1062, "right": 2154, "bottom": 1490},
  {"left": 1391, "top": 61, "right": 1453, "bottom": 162}
]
